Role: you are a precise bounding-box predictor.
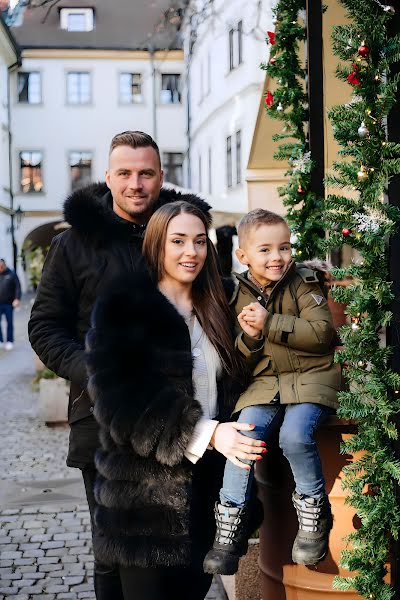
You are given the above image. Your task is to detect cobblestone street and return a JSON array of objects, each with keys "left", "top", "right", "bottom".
[{"left": 0, "top": 298, "right": 225, "bottom": 600}]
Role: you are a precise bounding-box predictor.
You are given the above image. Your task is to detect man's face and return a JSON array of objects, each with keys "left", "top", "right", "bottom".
[
  {"left": 106, "top": 145, "right": 164, "bottom": 224},
  {"left": 0, "top": 262, "right": 6, "bottom": 273}
]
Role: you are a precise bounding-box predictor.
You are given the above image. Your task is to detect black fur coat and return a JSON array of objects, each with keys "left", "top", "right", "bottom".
[{"left": 86, "top": 272, "right": 237, "bottom": 568}]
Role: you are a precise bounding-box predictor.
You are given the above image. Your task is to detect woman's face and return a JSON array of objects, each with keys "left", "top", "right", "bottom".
[{"left": 162, "top": 212, "right": 208, "bottom": 286}]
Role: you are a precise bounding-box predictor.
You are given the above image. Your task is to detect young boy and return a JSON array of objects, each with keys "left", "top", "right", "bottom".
[{"left": 204, "top": 209, "right": 341, "bottom": 575}]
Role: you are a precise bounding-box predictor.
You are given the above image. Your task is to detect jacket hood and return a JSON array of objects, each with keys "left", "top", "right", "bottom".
[{"left": 63, "top": 182, "right": 212, "bottom": 241}]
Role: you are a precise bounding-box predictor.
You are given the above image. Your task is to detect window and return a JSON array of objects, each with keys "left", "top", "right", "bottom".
[
  {"left": 160, "top": 74, "right": 181, "bottom": 104},
  {"left": 229, "top": 29, "right": 234, "bottom": 71},
  {"left": 119, "top": 73, "right": 142, "bottom": 104},
  {"left": 236, "top": 130, "right": 242, "bottom": 184},
  {"left": 66, "top": 72, "right": 91, "bottom": 104},
  {"left": 60, "top": 8, "right": 94, "bottom": 31},
  {"left": 226, "top": 132, "right": 242, "bottom": 189},
  {"left": 20, "top": 151, "right": 43, "bottom": 193},
  {"left": 226, "top": 136, "right": 232, "bottom": 188},
  {"left": 69, "top": 152, "right": 92, "bottom": 191},
  {"left": 238, "top": 20, "right": 243, "bottom": 65},
  {"left": 18, "top": 72, "right": 41, "bottom": 104},
  {"left": 163, "top": 152, "right": 183, "bottom": 186},
  {"left": 228, "top": 21, "right": 243, "bottom": 71}
]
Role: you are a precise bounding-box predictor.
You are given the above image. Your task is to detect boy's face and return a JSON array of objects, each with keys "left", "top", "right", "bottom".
[{"left": 236, "top": 222, "right": 292, "bottom": 286}]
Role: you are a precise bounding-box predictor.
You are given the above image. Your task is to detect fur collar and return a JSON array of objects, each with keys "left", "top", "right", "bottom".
[{"left": 63, "top": 182, "right": 211, "bottom": 241}]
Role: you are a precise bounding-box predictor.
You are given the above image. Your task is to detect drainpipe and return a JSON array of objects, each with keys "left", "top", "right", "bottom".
[{"left": 149, "top": 45, "right": 157, "bottom": 141}]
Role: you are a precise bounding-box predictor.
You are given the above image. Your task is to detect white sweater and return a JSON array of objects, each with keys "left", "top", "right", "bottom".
[{"left": 184, "top": 316, "right": 222, "bottom": 464}]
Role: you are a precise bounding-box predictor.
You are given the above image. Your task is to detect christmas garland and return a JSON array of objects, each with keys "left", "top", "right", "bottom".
[
  {"left": 324, "top": 1, "right": 400, "bottom": 597},
  {"left": 262, "top": 0, "right": 324, "bottom": 260}
]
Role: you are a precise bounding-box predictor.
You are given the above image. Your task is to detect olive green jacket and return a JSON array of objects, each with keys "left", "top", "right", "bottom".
[{"left": 232, "top": 262, "right": 341, "bottom": 413}]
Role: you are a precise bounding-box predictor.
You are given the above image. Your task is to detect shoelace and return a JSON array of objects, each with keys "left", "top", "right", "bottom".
[{"left": 293, "top": 496, "right": 323, "bottom": 533}]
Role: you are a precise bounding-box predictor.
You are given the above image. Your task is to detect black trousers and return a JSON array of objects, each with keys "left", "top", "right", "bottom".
[
  {"left": 82, "top": 468, "right": 124, "bottom": 600},
  {"left": 82, "top": 450, "right": 225, "bottom": 600}
]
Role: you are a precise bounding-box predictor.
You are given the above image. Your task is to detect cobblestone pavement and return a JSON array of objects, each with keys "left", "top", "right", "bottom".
[{"left": 0, "top": 298, "right": 225, "bottom": 599}]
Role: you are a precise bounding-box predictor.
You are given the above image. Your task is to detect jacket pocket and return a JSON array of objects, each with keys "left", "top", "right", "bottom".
[{"left": 68, "top": 388, "right": 93, "bottom": 424}]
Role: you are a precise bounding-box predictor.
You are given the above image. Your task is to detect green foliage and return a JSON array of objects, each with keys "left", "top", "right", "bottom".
[
  {"left": 262, "top": 0, "right": 324, "bottom": 259},
  {"left": 324, "top": 1, "right": 400, "bottom": 597},
  {"left": 22, "top": 241, "right": 48, "bottom": 289}
]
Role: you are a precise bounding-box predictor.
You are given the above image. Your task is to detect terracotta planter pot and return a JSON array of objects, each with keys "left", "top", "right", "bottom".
[
  {"left": 39, "top": 378, "right": 70, "bottom": 424},
  {"left": 256, "top": 417, "right": 389, "bottom": 599}
]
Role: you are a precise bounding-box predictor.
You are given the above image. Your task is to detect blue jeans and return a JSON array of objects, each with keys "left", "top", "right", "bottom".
[
  {"left": 220, "top": 401, "right": 333, "bottom": 508},
  {"left": 0, "top": 304, "right": 14, "bottom": 343}
]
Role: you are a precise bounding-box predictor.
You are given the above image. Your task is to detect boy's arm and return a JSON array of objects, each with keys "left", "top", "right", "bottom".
[
  {"left": 236, "top": 330, "right": 265, "bottom": 369},
  {"left": 263, "top": 281, "right": 335, "bottom": 353}
]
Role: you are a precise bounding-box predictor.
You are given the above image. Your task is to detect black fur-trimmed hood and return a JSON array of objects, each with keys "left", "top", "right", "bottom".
[{"left": 63, "top": 182, "right": 212, "bottom": 241}]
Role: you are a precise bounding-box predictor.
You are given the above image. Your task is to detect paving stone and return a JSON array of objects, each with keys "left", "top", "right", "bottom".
[{"left": 41, "top": 541, "right": 64, "bottom": 550}]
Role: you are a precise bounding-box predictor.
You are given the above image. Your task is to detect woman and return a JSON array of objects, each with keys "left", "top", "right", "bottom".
[{"left": 86, "top": 201, "right": 265, "bottom": 600}]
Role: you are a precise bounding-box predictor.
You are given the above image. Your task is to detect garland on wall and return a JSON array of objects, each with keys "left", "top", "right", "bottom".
[
  {"left": 262, "top": 0, "right": 324, "bottom": 260},
  {"left": 323, "top": 1, "right": 400, "bottom": 597}
]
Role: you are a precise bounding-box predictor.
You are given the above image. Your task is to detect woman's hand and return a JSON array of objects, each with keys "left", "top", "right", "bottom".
[{"left": 210, "top": 422, "right": 267, "bottom": 469}]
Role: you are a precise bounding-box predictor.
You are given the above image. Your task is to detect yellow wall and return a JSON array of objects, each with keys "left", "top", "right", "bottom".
[{"left": 247, "top": 0, "right": 350, "bottom": 214}]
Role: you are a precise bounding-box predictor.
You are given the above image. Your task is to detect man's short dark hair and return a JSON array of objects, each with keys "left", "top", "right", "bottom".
[{"left": 109, "top": 131, "right": 161, "bottom": 168}]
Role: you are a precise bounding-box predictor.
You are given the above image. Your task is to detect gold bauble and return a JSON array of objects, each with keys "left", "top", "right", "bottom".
[{"left": 357, "top": 168, "right": 368, "bottom": 183}]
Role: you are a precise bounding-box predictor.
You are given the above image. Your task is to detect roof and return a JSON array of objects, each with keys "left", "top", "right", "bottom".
[{"left": 11, "top": 0, "right": 183, "bottom": 51}]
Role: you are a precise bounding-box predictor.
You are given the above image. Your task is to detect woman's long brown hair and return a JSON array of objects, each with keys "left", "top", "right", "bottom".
[{"left": 142, "top": 201, "right": 242, "bottom": 378}]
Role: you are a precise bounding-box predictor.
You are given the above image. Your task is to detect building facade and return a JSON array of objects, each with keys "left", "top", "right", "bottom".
[
  {"left": 9, "top": 0, "right": 186, "bottom": 286},
  {"left": 0, "top": 13, "right": 19, "bottom": 267},
  {"left": 181, "top": 0, "right": 275, "bottom": 223}
]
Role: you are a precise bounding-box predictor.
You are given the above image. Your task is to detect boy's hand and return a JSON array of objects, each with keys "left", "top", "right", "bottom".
[
  {"left": 238, "top": 310, "right": 262, "bottom": 339},
  {"left": 241, "top": 302, "right": 268, "bottom": 331}
]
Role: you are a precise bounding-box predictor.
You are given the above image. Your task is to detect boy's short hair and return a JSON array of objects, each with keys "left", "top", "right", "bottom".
[{"left": 238, "top": 209, "right": 288, "bottom": 246}]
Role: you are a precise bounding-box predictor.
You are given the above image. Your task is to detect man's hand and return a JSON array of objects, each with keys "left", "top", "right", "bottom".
[
  {"left": 12, "top": 299, "right": 20, "bottom": 308},
  {"left": 238, "top": 302, "right": 268, "bottom": 338},
  {"left": 210, "top": 422, "right": 267, "bottom": 469}
]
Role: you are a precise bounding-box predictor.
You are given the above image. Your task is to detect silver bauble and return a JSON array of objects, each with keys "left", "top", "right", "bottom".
[
  {"left": 277, "top": 102, "right": 284, "bottom": 113},
  {"left": 383, "top": 5, "right": 395, "bottom": 13},
  {"left": 358, "top": 121, "right": 369, "bottom": 138}
]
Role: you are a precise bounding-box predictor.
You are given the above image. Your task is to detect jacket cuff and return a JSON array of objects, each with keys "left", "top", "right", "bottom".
[{"left": 242, "top": 332, "right": 265, "bottom": 351}]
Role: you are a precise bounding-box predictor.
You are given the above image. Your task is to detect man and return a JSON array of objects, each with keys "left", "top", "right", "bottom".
[
  {"left": 0, "top": 258, "right": 21, "bottom": 350},
  {"left": 28, "top": 131, "right": 210, "bottom": 600}
]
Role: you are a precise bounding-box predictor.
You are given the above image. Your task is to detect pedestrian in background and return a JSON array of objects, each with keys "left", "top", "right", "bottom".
[
  {"left": 86, "top": 201, "right": 265, "bottom": 600},
  {"left": 0, "top": 258, "right": 21, "bottom": 350},
  {"left": 28, "top": 131, "right": 217, "bottom": 600}
]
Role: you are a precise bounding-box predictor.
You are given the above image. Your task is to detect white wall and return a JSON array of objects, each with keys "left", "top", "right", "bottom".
[
  {"left": 11, "top": 54, "right": 186, "bottom": 215},
  {"left": 183, "top": 0, "right": 275, "bottom": 215}
]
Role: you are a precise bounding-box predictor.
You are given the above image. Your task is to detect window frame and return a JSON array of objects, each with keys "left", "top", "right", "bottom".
[
  {"left": 119, "top": 72, "right": 143, "bottom": 105},
  {"left": 66, "top": 71, "right": 92, "bottom": 105},
  {"left": 17, "top": 71, "right": 42, "bottom": 105},
  {"left": 162, "top": 152, "right": 184, "bottom": 186},
  {"left": 69, "top": 150, "right": 93, "bottom": 191},
  {"left": 60, "top": 8, "right": 94, "bottom": 32},
  {"left": 160, "top": 73, "right": 182, "bottom": 105},
  {"left": 236, "top": 130, "right": 242, "bottom": 185},
  {"left": 226, "top": 136, "right": 232, "bottom": 188},
  {"left": 19, "top": 150, "right": 44, "bottom": 194}
]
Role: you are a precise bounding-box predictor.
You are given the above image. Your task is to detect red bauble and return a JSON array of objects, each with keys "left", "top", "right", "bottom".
[
  {"left": 297, "top": 185, "right": 305, "bottom": 195},
  {"left": 269, "top": 57, "right": 276, "bottom": 65},
  {"left": 342, "top": 228, "right": 351, "bottom": 237},
  {"left": 265, "top": 91, "right": 274, "bottom": 107},
  {"left": 267, "top": 31, "right": 276, "bottom": 45},
  {"left": 358, "top": 43, "right": 369, "bottom": 58},
  {"left": 347, "top": 72, "right": 360, "bottom": 85}
]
